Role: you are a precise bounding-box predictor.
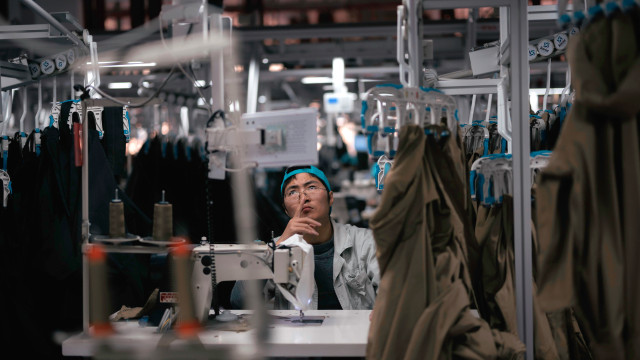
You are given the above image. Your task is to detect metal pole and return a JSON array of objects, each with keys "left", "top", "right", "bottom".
[
  {"left": 81, "top": 99, "right": 90, "bottom": 333},
  {"left": 508, "top": 1, "right": 534, "bottom": 359},
  {"left": 246, "top": 57, "right": 260, "bottom": 114},
  {"left": 210, "top": 12, "right": 224, "bottom": 111}
]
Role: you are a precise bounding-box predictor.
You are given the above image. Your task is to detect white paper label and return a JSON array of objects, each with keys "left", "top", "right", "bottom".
[
  {"left": 67, "top": 49, "right": 76, "bottom": 65},
  {"left": 527, "top": 44, "right": 538, "bottom": 61},
  {"left": 554, "top": 33, "right": 569, "bottom": 50},
  {"left": 29, "top": 62, "right": 41, "bottom": 77},
  {"left": 537, "top": 39, "right": 554, "bottom": 57},
  {"left": 40, "top": 59, "right": 55, "bottom": 75},
  {"left": 55, "top": 54, "right": 67, "bottom": 70}
]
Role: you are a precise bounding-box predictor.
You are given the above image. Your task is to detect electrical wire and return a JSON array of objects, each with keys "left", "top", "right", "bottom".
[
  {"left": 84, "top": 65, "right": 177, "bottom": 108},
  {"left": 158, "top": 15, "right": 212, "bottom": 115}
]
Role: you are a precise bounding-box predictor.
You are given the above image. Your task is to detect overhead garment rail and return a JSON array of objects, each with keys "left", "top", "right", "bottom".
[{"left": 0, "top": 1, "right": 90, "bottom": 92}]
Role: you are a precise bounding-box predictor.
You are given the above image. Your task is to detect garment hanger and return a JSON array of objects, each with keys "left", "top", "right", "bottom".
[
  {"left": 32, "top": 81, "right": 42, "bottom": 156},
  {"left": 1, "top": 91, "right": 12, "bottom": 171},
  {"left": 18, "top": 86, "right": 28, "bottom": 149}
]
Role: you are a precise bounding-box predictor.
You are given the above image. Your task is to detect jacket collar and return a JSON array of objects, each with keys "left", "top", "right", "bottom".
[{"left": 331, "top": 219, "right": 354, "bottom": 256}]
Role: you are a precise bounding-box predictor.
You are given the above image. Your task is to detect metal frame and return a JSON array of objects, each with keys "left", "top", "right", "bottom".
[{"left": 420, "top": 1, "right": 533, "bottom": 358}]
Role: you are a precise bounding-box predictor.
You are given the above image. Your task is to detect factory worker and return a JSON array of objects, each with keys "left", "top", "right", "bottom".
[{"left": 231, "top": 165, "right": 380, "bottom": 310}]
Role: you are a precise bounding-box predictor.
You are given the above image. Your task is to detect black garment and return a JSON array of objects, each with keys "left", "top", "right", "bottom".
[
  {"left": 313, "top": 237, "right": 342, "bottom": 310},
  {"left": 100, "top": 106, "right": 127, "bottom": 180}
]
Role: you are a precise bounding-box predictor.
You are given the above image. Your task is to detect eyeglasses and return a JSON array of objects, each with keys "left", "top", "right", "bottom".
[{"left": 284, "top": 185, "right": 327, "bottom": 201}]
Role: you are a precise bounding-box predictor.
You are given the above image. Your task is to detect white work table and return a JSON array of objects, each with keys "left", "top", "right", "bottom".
[{"left": 62, "top": 310, "right": 371, "bottom": 358}]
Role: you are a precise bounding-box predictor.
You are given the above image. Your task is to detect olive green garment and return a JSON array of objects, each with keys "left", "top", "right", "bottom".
[
  {"left": 535, "top": 14, "right": 640, "bottom": 359},
  {"left": 475, "top": 197, "right": 559, "bottom": 360},
  {"left": 367, "top": 125, "right": 521, "bottom": 360}
]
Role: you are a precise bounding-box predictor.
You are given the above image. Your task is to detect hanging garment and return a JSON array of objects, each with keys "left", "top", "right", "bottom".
[
  {"left": 535, "top": 8, "right": 640, "bottom": 359},
  {"left": 475, "top": 195, "right": 592, "bottom": 359},
  {"left": 367, "top": 125, "right": 524, "bottom": 360}
]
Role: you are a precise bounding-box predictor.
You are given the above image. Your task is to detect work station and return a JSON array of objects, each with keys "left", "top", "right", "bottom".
[{"left": 0, "top": 1, "right": 637, "bottom": 359}]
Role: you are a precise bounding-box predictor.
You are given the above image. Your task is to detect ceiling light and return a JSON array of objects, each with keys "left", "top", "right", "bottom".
[
  {"left": 101, "top": 62, "right": 157, "bottom": 68},
  {"left": 269, "top": 63, "right": 284, "bottom": 72},
  {"left": 529, "top": 88, "right": 566, "bottom": 95},
  {"left": 107, "top": 82, "right": 133, "bottom": 89},
  {"left": 301, "top": 76, "right": 357, "bottom": 84}
]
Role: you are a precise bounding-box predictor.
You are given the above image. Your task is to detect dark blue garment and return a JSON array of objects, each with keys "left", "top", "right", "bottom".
[{"left": 313, "top": 237, "right": 342, "bottom": 310}]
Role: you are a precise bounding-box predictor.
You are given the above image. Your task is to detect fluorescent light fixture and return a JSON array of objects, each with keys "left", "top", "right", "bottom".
[
  {"left": 101, "top": 62, "right": 157, "bottom": 68},
  {"left": 301, "top": 76, "right": 357, "bottom": 85},
  {"left": 86, "top": 61, "right": 119, "bottom": 65},
  {"left": 107, "top": 82, "right": 133, "bottom": 89},
  {"left": 269, "top": 63, "right": 284, "bottom": 72},
  {"left": 529, "top": 88, "right": 567, "bottom": 95}
]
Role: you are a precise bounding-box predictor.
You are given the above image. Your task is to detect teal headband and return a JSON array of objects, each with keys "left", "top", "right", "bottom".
[{"left": 280, "top": 166, "right": 332, "bottom": 197}]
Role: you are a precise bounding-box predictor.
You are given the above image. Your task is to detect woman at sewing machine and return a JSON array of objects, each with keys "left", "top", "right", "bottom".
[{"left": 231, "top": 165, "right": 380, "bottom": 310}]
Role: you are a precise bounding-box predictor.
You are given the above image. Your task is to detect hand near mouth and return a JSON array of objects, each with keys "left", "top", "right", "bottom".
[{"left": 278, "top": 195, "right": 321, "bottom": 245}]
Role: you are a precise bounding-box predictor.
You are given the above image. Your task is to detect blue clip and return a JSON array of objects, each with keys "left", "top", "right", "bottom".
[
  {"left": 161, "top": 141, "right": 168, "bottom": 158},
  {"left": 419, "top": 86, "right": 443, "bottom": 93},
  {"left": 454, "top": 109, "right": 459, "bottom": 122},
  {"left": 124, "top": 110, "right": 131, "bottom": 142},
  {"left": 501, "top": 138, "right": 507, "bottom": 154},
  {"left": 366, "top": 125, "right": 379, "bottom": 134},
  {"left": 143, "top": 139, "right": 151, "bottom": 155},
  {"left": 605, "top": 2, "right": 620, "bottom": 16},
  {"left": 573, "top": 10, "right": 586, "bottom": 26},
  {"left": 469, "top": 170, "right": 477, "bottom": 198},
  {"left": 623, "top": 0, "right": 637, "bottom": 11},
  {"left": 360, "top": 101, "right": 368, "bottom": 129},
  {"left": 476, "top": 174, "right": 485, "bottom": 203},
  {"left": 558, "top": 13, "right": 572, "bottom": 28},
  {"left": 587, "top": 4, "right": 604, "bottom": 21},
  {"left": 483, "top": 138, "right": 489, "bottom": 156},
  {"left": 376, "top": 83, "right": 403, "bottom": 89},
  {"left": 383, "top": 127, "right": 396, "bottom": 134},
  {"left": 1, "top": 135, "right": 8, "bottom": 171}
]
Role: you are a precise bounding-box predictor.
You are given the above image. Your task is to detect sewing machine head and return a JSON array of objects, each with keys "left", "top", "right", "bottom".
[{"left": 191, "top": 242, "right": 305, "bottom": 323}]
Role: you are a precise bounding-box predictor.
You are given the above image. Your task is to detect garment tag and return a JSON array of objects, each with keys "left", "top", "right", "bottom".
[
  {"left": 40, "top": 59, "right": 55, "bottom": 75},
  {"left": 66, "top": 49, "right": 76, "bottom": 65},
  {"left": 527, "top": 44, "right": 538, "bottom": 61},
  {"left": 553, "top": 32, "right": 568, "bottom": 50},
  {"left": 537, "top": 39, "right": 554, "bottom": 57},
  {"left": 28, "top": 62, "right": 41, "bottom": 78},
  {"left": 55, "top": 54, "right": 67, "bottom": 70}
]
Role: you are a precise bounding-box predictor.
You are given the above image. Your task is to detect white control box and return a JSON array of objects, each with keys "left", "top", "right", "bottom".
[{"left": 323, "top": 92, "right": 357, "bottom": 114}]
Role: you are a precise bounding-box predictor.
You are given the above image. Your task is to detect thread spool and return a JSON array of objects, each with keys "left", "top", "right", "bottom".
[
  {"left": 172, "top": 243, "right": 201, "bottom": 337},
  {"left": 153, "top": 190, "right": 173, "bottom": 241},
  {"left": 109, "top": 189, "right": 125, "bottom": 238},
  {"left": 88, "top": 244, "right": 114, "bottom": 337}
]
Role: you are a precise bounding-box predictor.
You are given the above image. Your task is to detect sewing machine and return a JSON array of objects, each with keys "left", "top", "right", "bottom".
[{"left": 191, "top": 240, "right": 306, "bottom": 323}]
